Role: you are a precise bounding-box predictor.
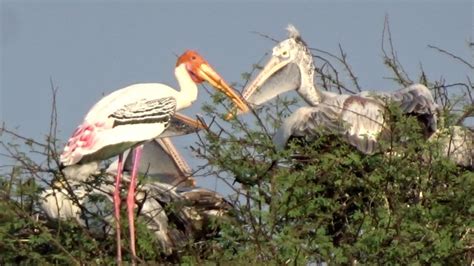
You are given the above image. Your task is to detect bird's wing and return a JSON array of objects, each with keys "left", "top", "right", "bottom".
[
  {"left": 273, "top": 106, "right": 343, "bottom": 150},
  {"left": 135, "top": 190, "right": 174, "bottom": 254},
  {"left": 156, "top": 138, "right": 195, "bottom": 187},
  {"left": 390, "top": 84, "right": 436, "bottom": 114},
  {"left": 61, "top": 97, "right": 177, "bottom": 166},
  {"left": 109, "top": 97, "right": 176, "bottom": 128},
  {"left": 274, "top": 96, "right": 386, "bottom": 154},
  {"left": 389, "top": 84, "right": 438, "bottom": 133},
  {"left": 179, "top": 187, "right": 233, "bottom": 216},
  {"left": 117, "top": 138, "right": 195, "bottom": 187},
  {"left": 339, "top": 96, "right": 386, "bottom": 154}
]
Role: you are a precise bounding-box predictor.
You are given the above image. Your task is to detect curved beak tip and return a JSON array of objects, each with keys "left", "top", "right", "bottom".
[{"left": 199, "top": 63, "right": 250, "bottom": 113}]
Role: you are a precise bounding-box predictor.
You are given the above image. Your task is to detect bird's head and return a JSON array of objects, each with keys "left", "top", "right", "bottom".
[
  {"left": 240, "top": 24, "right": 312, "bottom": 109},
  {"left": 176, "top": 50, "right": 249, "bottom": 112}
]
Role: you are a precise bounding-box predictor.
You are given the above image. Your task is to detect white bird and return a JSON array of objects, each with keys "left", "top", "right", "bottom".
[
  {"left": 239, "top": 25, "right": 438, "bottom": 155},
  {"left": 110, "top": 135, "right": 233, "bottom": 253},
  {"left": 40, "top": 182, "right": 87, "bottom": 227},
  {"left": 40, "top": 178, "right": 231, "bottom": 256},
  {"left": 120, "top": 138, "right": 195, "bottom": 187},
  {"left": 428, "top": 125, "right": 473, "bottom": 169},
  {"left": 59, "top": 50, "right": 248, "bottom": 263},
  {"left": 107, "top": 112, "right": 205, "bottom": 188}
]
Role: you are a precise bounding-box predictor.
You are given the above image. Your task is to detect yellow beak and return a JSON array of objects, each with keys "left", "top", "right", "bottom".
[
  {"left": 241, "top": 56, "right": 289, "bottom": 103},
  {"left": 198, "top": 64, "right": 250, "bottom": 113},
  {"left": 225, "top": 56, "right": 289, "bottom": 119}
]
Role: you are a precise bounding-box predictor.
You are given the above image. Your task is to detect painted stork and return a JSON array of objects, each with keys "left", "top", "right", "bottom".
[
  {"left": 106, "top": 112, "right": 206, "bottom": 188},
  {"left": 41, "top": 136, "right": 232, "bottom": 256},
  {"left": 108, "top": 137, "right": 196, "bottom": 187},
  {"left": 239, "top": 25, "right": 438, "bottom": 154},
  {"left": 59, "top": 50, "right": 248, "bottom": 263}
]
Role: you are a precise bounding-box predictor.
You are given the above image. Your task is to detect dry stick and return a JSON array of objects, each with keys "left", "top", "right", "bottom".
[
  {"left": 0, "top": 126, "right": 48, "bottom": 148},
  {"left": 381, "top": 15, "right": 411, "bottom": 86},
  {"left": 310, "top": 45, "right": 362, "bottom": 93},
  {"left": 250, "top": 31, "right": 279, "bottom": 44},
  {"left": 428, "top": 44, "right": 474, "bottom": 70},
  {"left": 5, "top": 167, "right": 17, "bottom": 201},
  {"left": 432, "top": 82, "right": 473, "bottom": 120},
  {"left": 49, "top": 79, "right": 62, "bottom": 171},
  {"left": 418, "top": 63, "right": 429, "bottom": 86},
  {"left": 47, "top": 78, "right": 57, "bottom": 168},
  {"left": 312, "top": 52, "right": 359, "bottom": 94},
  {"left": 337, "top": 43, "right": 362, "bottom": 92},
  {"left": 455, "top": 105, "right": 474, "bottom": 126},
  {"left": 315, "top": 56, "right": 346, "bottom": 94},
  {"left": 465, "top": 77, "right": 474, "bottom": 121}
]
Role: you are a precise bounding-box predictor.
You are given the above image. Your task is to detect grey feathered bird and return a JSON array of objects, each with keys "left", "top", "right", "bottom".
[{"left": 239, "top": 25, "right": 438, "bottom": 155}]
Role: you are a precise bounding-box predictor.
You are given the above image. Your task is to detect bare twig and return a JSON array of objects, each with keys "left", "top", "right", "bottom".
[
  {"left": 338, "top": 43, "right": 362, "bottom": 92},
  {"left": 381, "top": 15, "right": 412, "bottom": 86},
  {"left": 250, "top": 31, "right": 279, "bottom": 43},
  {"left": 428, "top": 44, "right": 474, "bottom": 69},
  {"left": 455, "top": 105, "right": 474, "bottom": 125},
  {"left": 47, "top": 78, "right": 59, "bottom": 169},
  {"left": 311, "top": 49, "right": 359, "bottom": 94}
]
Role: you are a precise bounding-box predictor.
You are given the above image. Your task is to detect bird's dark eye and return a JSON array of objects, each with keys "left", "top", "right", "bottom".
[
  {"left": 191, "top": 56, "right": 196, "bottom": 60},
  {"left": 282, "top": 51, "right": 288, "bottom": 56}
]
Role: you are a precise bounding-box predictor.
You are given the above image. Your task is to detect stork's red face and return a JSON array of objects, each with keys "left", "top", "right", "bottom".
[
  {"left": 176, "top": 50, "right": 249, "bottom": 112},
  {"left": 176, "top": 50, "right": 207, "bottom": 83}
]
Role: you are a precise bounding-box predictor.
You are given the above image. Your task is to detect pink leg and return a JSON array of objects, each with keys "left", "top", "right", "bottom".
[
  {"left": 114, "top": 154, "right": 124, "bottom": 265},
  {"left": 127, "top": 145, "right": 142, "bottom": 264}
]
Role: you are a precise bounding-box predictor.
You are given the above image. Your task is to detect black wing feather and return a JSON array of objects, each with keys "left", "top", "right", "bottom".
[{"left": 109, "top": 97, "right": 176, "bottom": 128}]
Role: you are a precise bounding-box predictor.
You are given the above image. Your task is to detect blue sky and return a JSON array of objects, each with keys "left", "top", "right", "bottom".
[{"left": 1, "top": 1, "right": 472, "bottom": 193}]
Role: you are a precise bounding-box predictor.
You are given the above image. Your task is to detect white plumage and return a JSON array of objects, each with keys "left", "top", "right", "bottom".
[
  {"left": 60, "top": 66, "right": 196, "bottom": 167},
  {"left": 41, "top": 138, "right": 232, "bottom": 255},
  {"left": 58, "top": 50, "right": 247, "bottom": 263},
  {"left": 241, "top": 25, "right": 438, "bottom": 155}
]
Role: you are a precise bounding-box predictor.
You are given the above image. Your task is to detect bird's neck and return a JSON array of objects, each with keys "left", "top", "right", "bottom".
[
  {"left": 297, "top": 59, "right": 324, "bottom": 106},
  {"left": 299, "top": 84, "right": 338, "bottom": 106},
  {"left": 174, "top": 64, "right": 198, "bottom": 110},
  {"left": 296, "top": 56, "right": 336, "bottom": 106}
]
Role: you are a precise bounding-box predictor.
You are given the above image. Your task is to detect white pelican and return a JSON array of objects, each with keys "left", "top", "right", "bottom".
[
  {"left": 239, "top": 25, "right": 438, "bottom": 155},
  {"left": 59, "top": 50, "right": 248, "bottom": 263}
]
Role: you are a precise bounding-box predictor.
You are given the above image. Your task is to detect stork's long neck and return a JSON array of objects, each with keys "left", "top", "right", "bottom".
[
  {"left": 174, "top": 64, "right": 198, "bottom": 110},
  {"left": 296, "top": 47, "right": 336, "bottom": 106}
]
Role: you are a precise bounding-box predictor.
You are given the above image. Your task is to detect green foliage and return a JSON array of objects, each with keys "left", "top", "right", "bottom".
[
  {"left": 194, "top": 93, "right": 473, "bottom": 264},
  {"left": 1, "top": 82, "right": 472, "bottom": 264},
  {"left": 0, "top": 31, "right": 472, "bottom": 264}
]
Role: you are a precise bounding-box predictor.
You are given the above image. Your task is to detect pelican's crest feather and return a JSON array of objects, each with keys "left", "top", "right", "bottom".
[{"left": 286, "top": 24, "right": 301, "bottom": 39}]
